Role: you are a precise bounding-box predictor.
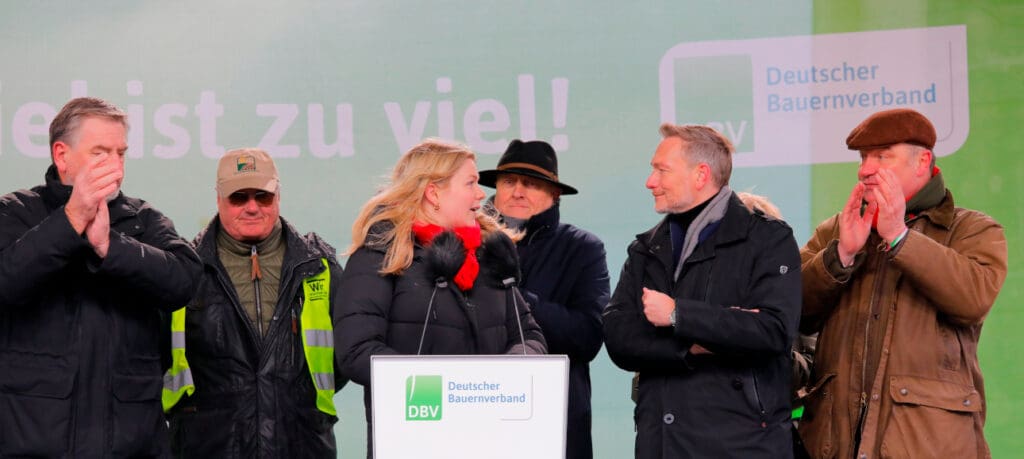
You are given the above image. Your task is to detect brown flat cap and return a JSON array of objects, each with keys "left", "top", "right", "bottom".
[{"left": 846, "top": 108, "right": 936, "bottom": 150}]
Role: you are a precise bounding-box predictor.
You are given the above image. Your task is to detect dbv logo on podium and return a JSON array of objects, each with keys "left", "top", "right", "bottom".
[{"left": 405, "top": 375, "right": 442, "bottom": 421}]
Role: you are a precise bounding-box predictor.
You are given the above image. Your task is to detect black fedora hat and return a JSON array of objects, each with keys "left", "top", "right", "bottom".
[{"left": 478, "top": 140, "right": 578, "bottom": 195}]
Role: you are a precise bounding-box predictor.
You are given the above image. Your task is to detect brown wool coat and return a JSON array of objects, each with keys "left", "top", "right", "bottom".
[{"left": 798, "top": 191, "right": 1007, "bottom": 459}]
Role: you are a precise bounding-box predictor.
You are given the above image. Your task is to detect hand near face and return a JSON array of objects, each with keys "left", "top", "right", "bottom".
[
  {"left": 65, "top": 154, "right": 123, "bottom": 234},
  {"left": 871, "top": 168, "right": 908, "bottom": 243},
  {"left": 85, "top": 199, "right": 111, "bottom": 258},
  {"left": 837, "top": 182, "right": 875, "bottom": 266},
  {"left": 642, "top": 287, "right": 675, "bottom": 327}
]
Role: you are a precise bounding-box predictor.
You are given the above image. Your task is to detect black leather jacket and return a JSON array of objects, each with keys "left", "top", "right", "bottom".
[{"left": 166, "top": 217, "right": 346, "bottom": 458}]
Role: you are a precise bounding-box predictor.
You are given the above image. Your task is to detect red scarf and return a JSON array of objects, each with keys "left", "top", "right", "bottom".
[{"left": 412, "top": 222, "right": 481, "bottom": 291}]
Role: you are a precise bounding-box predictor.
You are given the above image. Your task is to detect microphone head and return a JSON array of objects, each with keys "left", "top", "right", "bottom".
[
  {"left": 424, "top": 230, "right": 465, "bottom": 282},
  {"left": 478, "top": 231, "right": 520, "bottom": 287}
]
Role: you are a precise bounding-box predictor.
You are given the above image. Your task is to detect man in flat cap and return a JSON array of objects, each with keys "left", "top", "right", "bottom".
[
  {"left": 162, "top": 148, "right": 346, "bottom": 457},
  {"left": 797, "top": 108, "right": 1007, "bottom": 458},
  {"left": 479, "top": 139, "right": 610, "bottom": 459}
]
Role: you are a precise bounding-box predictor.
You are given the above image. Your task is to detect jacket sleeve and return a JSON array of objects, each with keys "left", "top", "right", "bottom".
[
  {"left": 602, "top": 244, "right": 691, "bottom": 372},
  {"left": 326, "top": 255, "right": 350, "bottom": 393},
  {"left": 524, "top": 235, "right": 609, "bottom": 362},
  {"left": 0, "top": 197, "right": 93, "bottom": 308},
  {"left": 92, "top": 204, "right": 202, "bottom": 311},
  {"left": 505, "top": 287, "right": 547, "bottom": 355},
  {"left": 799, "top": 215, "right": 863, "bottom": 333},
  {"left": 673, "top": 221, "right": 802, "bottom": 356},
  {"left": 335, "top": 247, "right": 400, "bottom": 386},
  {"left": 890, "top": 210, "right": 1007, "bottom": 326}
]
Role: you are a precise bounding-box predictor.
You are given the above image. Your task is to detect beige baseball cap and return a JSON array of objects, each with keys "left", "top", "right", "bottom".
[{"left": 216, "top": 148, "right": 280, "bottom": 197}]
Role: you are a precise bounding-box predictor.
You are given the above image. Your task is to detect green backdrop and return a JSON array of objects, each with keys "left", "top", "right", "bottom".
[{"left": 1, "top": 1, "right": 1019, "bottom": 457}]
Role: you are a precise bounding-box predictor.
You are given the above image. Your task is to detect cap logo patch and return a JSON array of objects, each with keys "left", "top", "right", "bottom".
[{"left": 236, "top": 155, "right": 256, "bottom": 172}]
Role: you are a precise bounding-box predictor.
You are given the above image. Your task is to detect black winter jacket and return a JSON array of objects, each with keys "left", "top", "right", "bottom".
[
  {"left": 336, "top": 227, "right": 546, "bottom": 450},
  {"left": 0, "top": 166, "right": 201, "bottom": 458},
  {"left": 604, "top": 192, "right": 801, "bottom": 459},
  {"left": 514, "top": 204, "right": 609, "bottom": 459},
  {"left": 167, "top": 217, "right": 346, "bottom": 458}
]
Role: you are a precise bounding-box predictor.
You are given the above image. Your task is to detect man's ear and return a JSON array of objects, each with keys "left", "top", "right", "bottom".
[
  {"left": 917, "top": 149, "right": 934, "bottom": 176},
  {"left": 694, "top": 163, "right": 712, "bottom": 189},
  {"left": 52, "top": 141, "right": 70, "bottom": 178}
]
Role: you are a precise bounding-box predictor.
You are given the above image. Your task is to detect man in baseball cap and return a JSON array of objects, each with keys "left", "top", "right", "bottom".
[
  {"left": 798, "top": 108, "right": 1007, "bottom": 458},
  {"left": 479, "top": 139, "right": 609, "bottom": 459},
  {"left": 163, "top": 148, "right": 347, "bottom": 456}
]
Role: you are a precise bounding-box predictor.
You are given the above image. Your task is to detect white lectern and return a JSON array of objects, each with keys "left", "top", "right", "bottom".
[{"left": 370, "top": 354, "right": 569, "bottom": 459}]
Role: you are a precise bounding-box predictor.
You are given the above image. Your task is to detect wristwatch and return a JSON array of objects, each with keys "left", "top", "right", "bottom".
[{"left": 669, "top": 309, "right": 677, "bottom": 327}]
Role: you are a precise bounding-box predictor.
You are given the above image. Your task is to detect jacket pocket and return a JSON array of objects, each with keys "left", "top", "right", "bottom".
[
  {"left": 0, "top": 360, "right": 74, "bottom": 457},
  {"left": 110, "top": 373, "right": 166, "bottom": 457},
  {"left": 170, "top": 406, "right": 240, "bottom": 458},
  {"left": 880, "top": 375, "right": 981, "bottom": 459},
  {"left": 797, "top": 372, "right": 837, "bottom": 459}
]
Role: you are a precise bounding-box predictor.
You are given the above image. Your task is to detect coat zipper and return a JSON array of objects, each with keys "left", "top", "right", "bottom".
[
  {"left": 856, "top": 250, "right": 889, "bottom": 442},
  {"left": 252, "top": 245, "right": 263, "bottom": 340},
  {"left": 751, "top": 370, "right": 767, "bottom": 428}
]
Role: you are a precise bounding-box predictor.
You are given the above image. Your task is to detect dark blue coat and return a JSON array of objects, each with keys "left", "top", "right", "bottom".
[
  {"left": 515, "top": 204, "right": 610, "bottom": 459},
  {"left": 0, "top": 166, "right": 201, "bottom": 458},
  {"left": 604, "top": 193, "right": 801, "bottom": 459}
]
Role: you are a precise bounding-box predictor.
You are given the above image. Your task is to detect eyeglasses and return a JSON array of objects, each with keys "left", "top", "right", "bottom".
[{"left": 227, "top": 190, "right": 276, "bottom": 206}]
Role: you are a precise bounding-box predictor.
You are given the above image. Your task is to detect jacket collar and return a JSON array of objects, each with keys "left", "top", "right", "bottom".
[
  {"left": 41, "top": 165, "right": 73, "bottom": 209},
  {"left": 522, "top": 203, "right": 560, "bottom": 243},
  {"left": 912, "top": 189, "right": 955, "bottom": 230},
  {"left": 634, "top": 192, "right": 750, "bottom": 265},
  {"left": 196, "top": 216, "right": 322, "bottom": 274}
]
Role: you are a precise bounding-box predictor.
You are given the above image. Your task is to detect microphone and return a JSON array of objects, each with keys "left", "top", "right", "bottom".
[
  {"left": 479, "top": 231, "right": 527, "bottom": 355},
  {"left": 417, "top": 231, "right": 464, "bottom": 355}
]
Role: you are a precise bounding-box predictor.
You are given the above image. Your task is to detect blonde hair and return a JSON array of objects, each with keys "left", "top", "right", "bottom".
[
  {"left": 736, "top": 191, "right": 783, "bottom": 219},
  {"left": 348, "top": 139, "right": 503, "bottom": 275}
]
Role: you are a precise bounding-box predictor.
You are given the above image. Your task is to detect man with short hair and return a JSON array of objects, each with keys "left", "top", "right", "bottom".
[
  {"left": 604, "top": 124, "right": 801, "bottom": 458},
  {"left": 479, "top": 139, "right": 610, "bottom": 459},
  {"left": 162, "top": 148, "right": 346, "bottom": 457},
  {"left": 798, "top": 108, "right": 1007, "bottom": 458},
  {"left": 0, "top": 97, "right": 202, "bottom": 457}
]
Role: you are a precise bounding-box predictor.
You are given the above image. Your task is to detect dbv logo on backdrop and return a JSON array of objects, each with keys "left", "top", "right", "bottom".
[
  {"left": 405, "top": 375, "right": 443, "bottom": 421},
  {"left": 659, "top": 26, "right": 969, "bottom": 167},
  {"left": 667, "top": 55, "right": 754, "bottom": 153}
]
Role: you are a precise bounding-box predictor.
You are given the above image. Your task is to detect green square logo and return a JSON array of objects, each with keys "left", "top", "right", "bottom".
[
  {"left": 673, "top": 55, "right": 754, "bottom": 152},
  {"left": 405, "top": 375, "right": 442, "bottom": 421}
]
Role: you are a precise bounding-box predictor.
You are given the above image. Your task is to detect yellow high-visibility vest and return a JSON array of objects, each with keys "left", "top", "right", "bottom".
[{"left": 161, "top": 258, "right": 336, "bottom": 416}]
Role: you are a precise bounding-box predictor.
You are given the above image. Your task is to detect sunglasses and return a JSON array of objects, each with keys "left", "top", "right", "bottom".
[{"left": 227, "top": 190, "right": 276, "bottom": 206}]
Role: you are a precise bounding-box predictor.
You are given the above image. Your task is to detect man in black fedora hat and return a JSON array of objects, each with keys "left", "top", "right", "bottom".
[{"left": 480, "top": 139, "right": 610, "bottom": 459}]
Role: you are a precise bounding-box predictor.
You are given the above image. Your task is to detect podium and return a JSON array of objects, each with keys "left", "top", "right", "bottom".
[{"left": 370, "top": 355, "right": 569, "bottom": 459}]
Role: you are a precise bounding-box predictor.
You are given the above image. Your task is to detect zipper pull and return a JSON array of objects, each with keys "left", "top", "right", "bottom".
[
  {"left": 291, "top": 308, "right": 298, "bottom": 335},
  {"left": 250, "top": 245, "right": 262, "bottom": 280}
]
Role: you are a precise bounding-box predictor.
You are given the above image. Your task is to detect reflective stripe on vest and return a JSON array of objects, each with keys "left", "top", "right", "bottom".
[
  {"left": 301, "top": 258, "right": 336, "bottom": 416},
  {"left": 161, "top": 258, "right": 337, "bottom": 417},
  {"left": 161, "top": 307, "right": 194, "bottom": 412}
]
